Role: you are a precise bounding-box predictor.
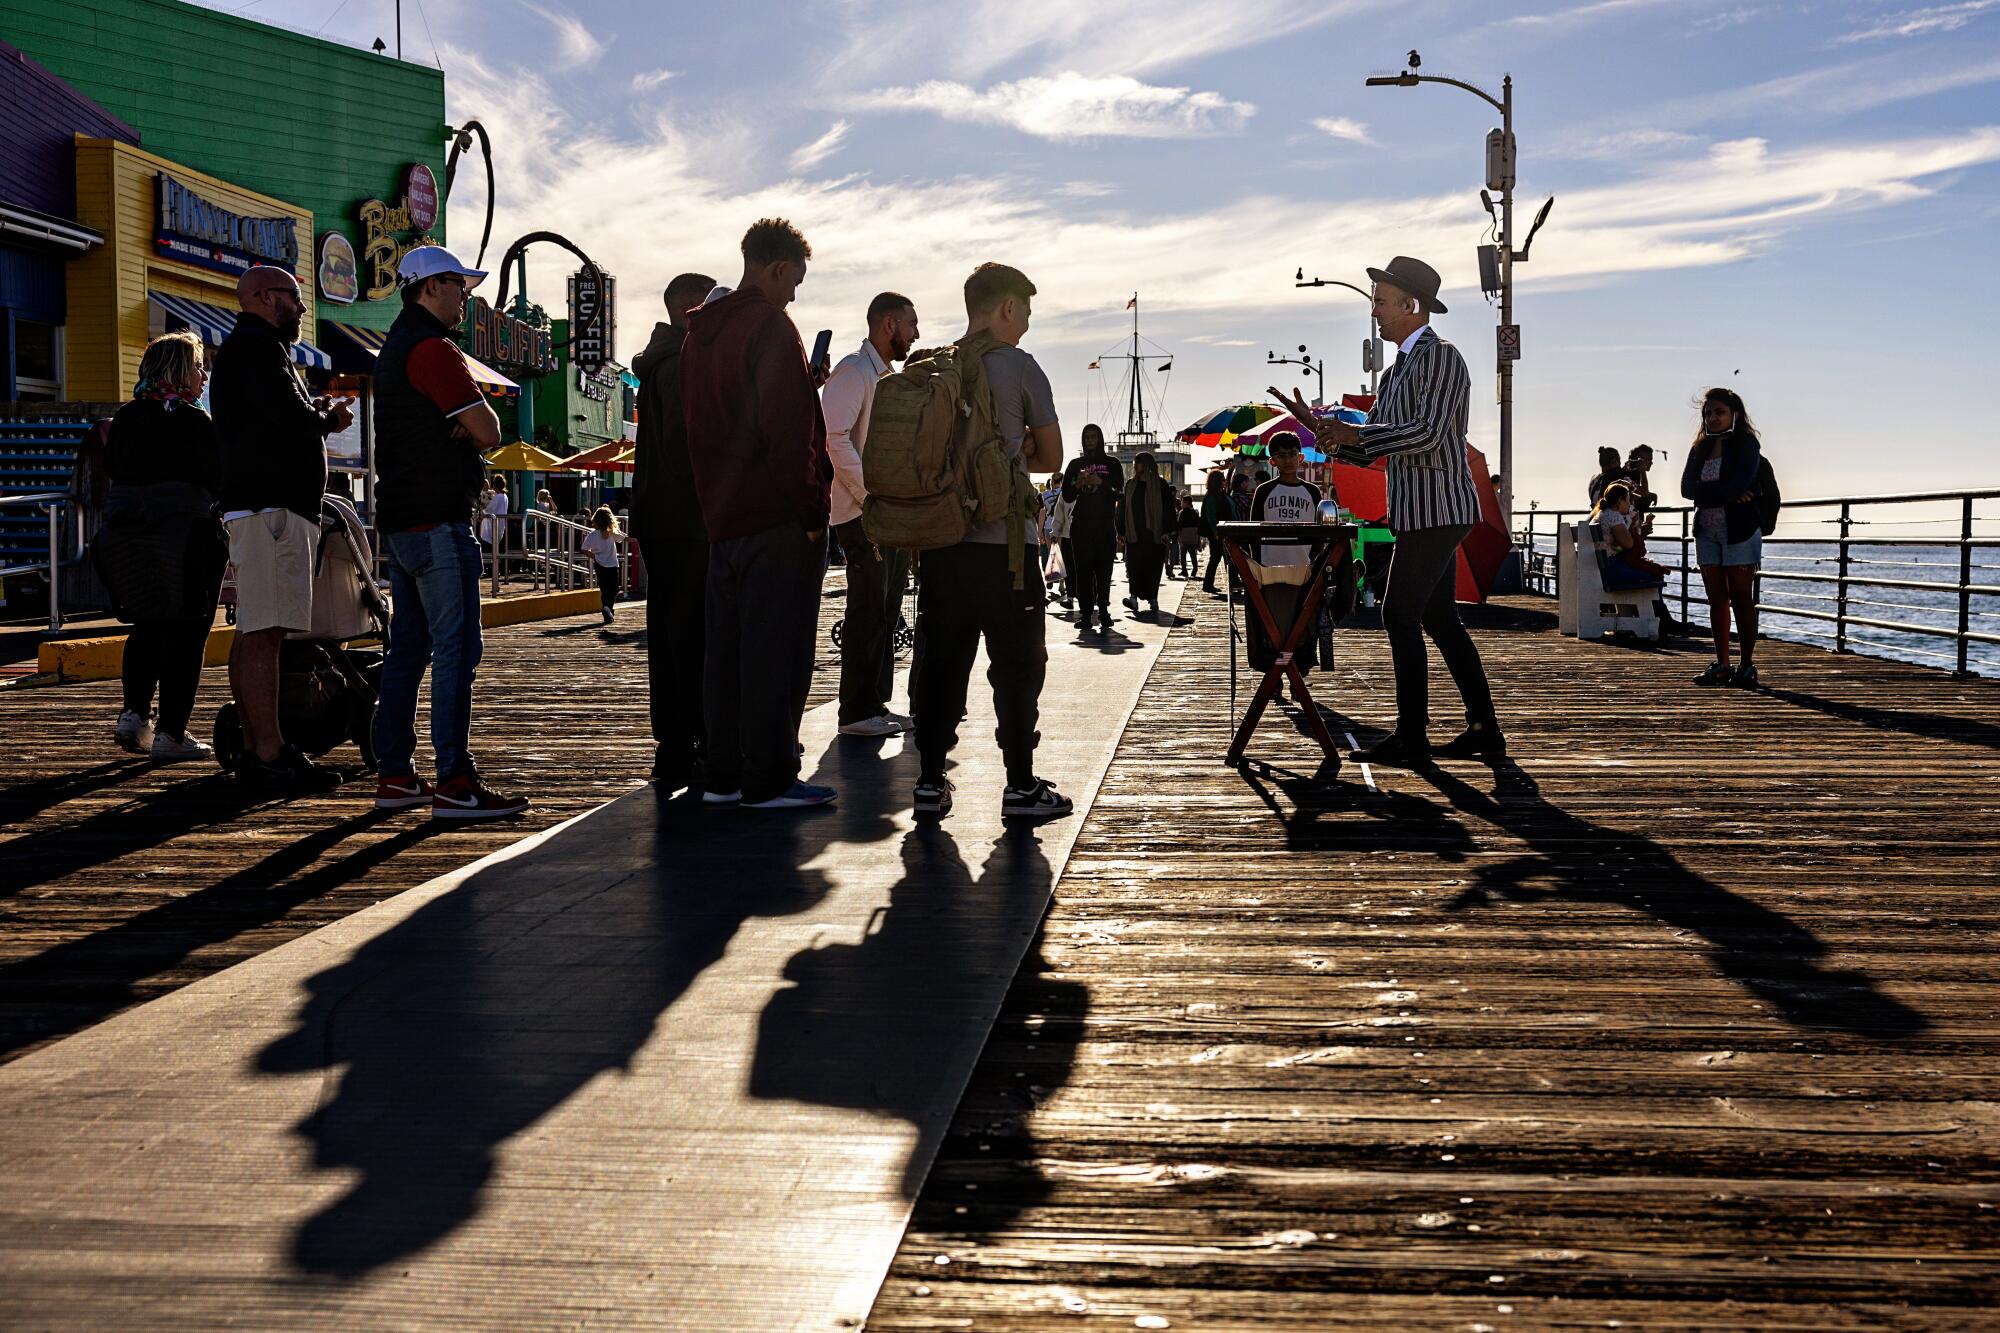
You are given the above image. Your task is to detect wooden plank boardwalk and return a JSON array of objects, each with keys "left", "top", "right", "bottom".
[
  {"left": 0, "top": 579, "right": 852, "bottom": 1063},
  {"left": 873, "top": 591, "right": 2000, "bottom": 1329}
]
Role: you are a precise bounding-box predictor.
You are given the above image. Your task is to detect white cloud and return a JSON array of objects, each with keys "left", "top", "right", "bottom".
[
  {"left": 630, "top": 69, "right": 677, "bottom": 92},
  {"left": 789, "top": 121, "right": 851, "bottom": 172},
  {"left": 852, "top": 72, "right": 1254, "bottom": 141},
  {"left": 440, "top": 50, "right": 2000, "bottom": 440},
  {"left": 517, "top": 1, "right": 604, "bottom": 70},
  {"left": 1837, "top": 1, "right": 2000, "bottom": 42},
  {"left": 1551, "top": 127, "right": 1700, "bottom": 161},
  {"left": 1312, "top": 117, "right": 1374, "bottom": 145},
  {"left": 827, "top": 0, "right": 1378, "bottom": 82},
  {"left": 1486, "top": 0, "right": 1677, "bottom": 32},
  {"left": 1054, "top": 182, "right": 1120, "bottom": 198},
  {"left": 1690, "top": 6, "right": 1760, "bottom": 33}
]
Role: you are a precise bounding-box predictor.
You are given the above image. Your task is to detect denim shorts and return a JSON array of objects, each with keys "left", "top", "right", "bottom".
[{"left": 1695, "top": 528, "right": 1762, "bottom": 568}]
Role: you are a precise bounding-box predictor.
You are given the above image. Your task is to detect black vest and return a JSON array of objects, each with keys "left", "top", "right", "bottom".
[{"left": 373, "top": 306, "right": 485, "bottom": 533}]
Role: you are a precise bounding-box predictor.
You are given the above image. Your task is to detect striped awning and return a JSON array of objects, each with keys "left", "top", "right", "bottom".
[
  {"left": 148, "top": 292, "right": 331, "bottom": 370},
  {"left": 322, "top": 320, "right": 522, "bottom": 397}
]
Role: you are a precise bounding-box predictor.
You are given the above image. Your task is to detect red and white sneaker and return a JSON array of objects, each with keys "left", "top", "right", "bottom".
[
  {"left": 373, "top": 773, "right": 435, "bottom": 811},
  {"left": 431, "top": 774, "right": 531, "bottom": 821}
]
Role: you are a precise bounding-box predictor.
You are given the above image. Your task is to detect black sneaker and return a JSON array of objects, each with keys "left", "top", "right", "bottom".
[
  {"left": 237, "top": 749, "right": 340, "bottom": 794},
  {"left": 1434, "top": 723, "right": 1506, "bottom": 760},
  {"left": 913, "top": 778, "right": 954, "bottom": 818},
  {"left": 1732, "top": 662, "right": 1760, "bottom": 689},
  {"left": 1348, "top": 734, "right": 1433, "bottom": 768},
  {"left": 1694, "top": 662, "right": 1734, "bottom": 687},
  {"left": 277, "top": 744, "right": 343, "bottom": 791},
  {"left": 1002, "top": 778, "right": 1073, "bottom": 821}
]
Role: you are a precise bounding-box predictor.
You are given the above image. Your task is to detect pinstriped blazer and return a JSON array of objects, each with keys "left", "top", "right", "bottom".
[{"left": 1338, "top": 327, "right": 1482, "bottom": 532}]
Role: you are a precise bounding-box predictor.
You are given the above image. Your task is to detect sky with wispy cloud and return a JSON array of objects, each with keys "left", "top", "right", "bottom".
[{"left": 197, "top": 0, "right": 2000, "bottom": 505}]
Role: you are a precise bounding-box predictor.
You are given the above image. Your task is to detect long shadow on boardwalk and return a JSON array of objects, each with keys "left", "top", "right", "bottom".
[
  {"left": 0, "top": 809, "right": 449, "bottom": 1060},
  {"left": 1243, "top": 757, "right": 1925, "bottom": 1038},
  {"left": 749, "top": 823, "right": 1077, "bottom": 1201},
  {"left": 255, "top": 741, "right": 902, "bottom": 1277}
]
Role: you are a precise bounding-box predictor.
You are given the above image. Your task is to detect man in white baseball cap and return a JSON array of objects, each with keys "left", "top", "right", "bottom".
[
  {"left": 397, "top": 244, "right": 488, "bottom": 291},
  {"left": 367, "top": 242, "right": 529, "bottom": 821}
]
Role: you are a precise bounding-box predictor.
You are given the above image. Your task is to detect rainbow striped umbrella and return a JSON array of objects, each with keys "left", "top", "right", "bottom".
[{"left": 1174, "top": 402, "right": 1280, "bottom": 448}]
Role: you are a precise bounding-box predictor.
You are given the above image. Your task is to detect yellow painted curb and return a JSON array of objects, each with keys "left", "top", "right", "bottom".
[{"left": 35, "top": 588, "right": 608, "bottom": 683}]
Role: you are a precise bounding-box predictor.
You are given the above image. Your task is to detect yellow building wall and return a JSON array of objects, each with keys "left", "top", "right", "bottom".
[{"left": 66, "top": 137, "right": 315, "bottom": 401}]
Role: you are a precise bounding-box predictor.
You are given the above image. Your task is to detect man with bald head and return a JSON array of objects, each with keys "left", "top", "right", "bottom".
[{"left": 210, "top": 263, "right": 352, "bottom": 791}]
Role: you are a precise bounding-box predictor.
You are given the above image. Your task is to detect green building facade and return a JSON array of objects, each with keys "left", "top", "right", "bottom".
[
  {"left": 2, "top": 0, "right": 447, "bottom": 336},
  {"left": 530, "top": 318, "right": 629, "bottom": 453}
]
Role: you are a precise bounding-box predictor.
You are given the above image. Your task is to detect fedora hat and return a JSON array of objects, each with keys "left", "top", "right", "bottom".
[{"left": 1366, "top": 255, "right": 1448, "bottom": 315}]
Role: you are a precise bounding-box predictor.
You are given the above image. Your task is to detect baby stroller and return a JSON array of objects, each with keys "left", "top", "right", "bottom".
[{"left": 212, "top": 494, "right": 388, "bottom": 773}]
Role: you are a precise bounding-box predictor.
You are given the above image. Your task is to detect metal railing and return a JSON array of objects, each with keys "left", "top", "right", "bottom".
[
  {"left": 518, "top": 510, "right": 630, "bottom": 597},
  {"left": 1516, "top": 487, "right": 2000, "bottom": 676},
  {"left": 0, "top": 491, "right": 75, "bottom": 633}
]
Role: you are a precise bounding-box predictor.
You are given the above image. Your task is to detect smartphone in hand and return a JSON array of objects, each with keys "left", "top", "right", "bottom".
[{"left": 810, "top": 329, "right": 833, "bottom": 377}]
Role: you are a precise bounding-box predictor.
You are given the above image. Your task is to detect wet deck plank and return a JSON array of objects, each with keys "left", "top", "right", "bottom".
[
  {"left": 0, "top": 578, "right": 853, "bottom": 1063},
  {"left": 872, "top": 593, "right": 2000, "bottom": 1328}
]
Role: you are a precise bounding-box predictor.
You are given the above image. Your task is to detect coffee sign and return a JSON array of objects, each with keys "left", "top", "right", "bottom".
[{"left": 567, "top": 268, "right": 616, "bottom": 376}]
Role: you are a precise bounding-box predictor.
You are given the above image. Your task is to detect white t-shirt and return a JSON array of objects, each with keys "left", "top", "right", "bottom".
[
  {"left": 481, "top": 490, "right": 510, "bottom": 546},
  {"left": 582, "top": 530, "right": 620, "bottom": 568},
  {"left": 1599, "top": 508, "right": 1629, "bottom": 546},
  {"left": 1252, "top": 477, "right": 1321, "bottom": 567}
]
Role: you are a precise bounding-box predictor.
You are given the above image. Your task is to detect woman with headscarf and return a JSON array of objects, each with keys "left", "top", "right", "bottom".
[
  {"left": 1060, "top": 423, "right": 1123, "bottom": 634},
  {"left": 1119, "top": 451, "right": 1175, "bottom": 618}
]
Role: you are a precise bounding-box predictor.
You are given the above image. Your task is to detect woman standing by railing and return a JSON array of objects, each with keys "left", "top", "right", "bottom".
[{"left": 1682, "top": 387, "right": 1764, "bottom": 687}]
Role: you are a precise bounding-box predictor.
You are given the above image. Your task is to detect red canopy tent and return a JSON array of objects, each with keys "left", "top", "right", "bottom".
[{"left": 1455, "top": 443, "right": 1512, "bottom": 603}]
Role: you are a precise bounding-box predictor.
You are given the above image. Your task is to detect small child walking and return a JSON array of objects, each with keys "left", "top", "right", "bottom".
[{"left": 582, "top": 506, "right": 626, "bottom": 624}]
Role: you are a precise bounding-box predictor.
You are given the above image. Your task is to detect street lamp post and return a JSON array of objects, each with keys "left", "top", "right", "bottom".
[
  {"left": 1295, "top": 271, "right": 1380, "bottom": 394},
  {"left": 1366, "top": 61, "right": 1523, "bottom": 522},
  {"left": 1267, "top": 345, "right": 1325, "bottom": 406}
]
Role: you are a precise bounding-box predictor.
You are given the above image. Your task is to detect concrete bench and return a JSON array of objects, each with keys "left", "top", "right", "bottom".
[{"left": 1558, "top": 520, "right": 1662, "bottom": 641}]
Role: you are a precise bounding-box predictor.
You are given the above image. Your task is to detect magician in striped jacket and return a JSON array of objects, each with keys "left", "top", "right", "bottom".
[
  {"left": 1278, "top": 254, "right": 1505, "bottom": 769},
  {"left": 1338, "top": 325, "right": 1482, "bottom": 534}
]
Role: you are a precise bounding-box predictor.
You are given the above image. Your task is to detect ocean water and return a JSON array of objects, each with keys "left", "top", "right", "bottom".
[{"left": 1525, "top": 538, "right": 2000, "bottom": 678}]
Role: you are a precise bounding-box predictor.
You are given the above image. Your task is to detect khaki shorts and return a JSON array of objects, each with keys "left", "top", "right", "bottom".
[{"left": 227, "top": 509, "right": 316, "bottom": 634}]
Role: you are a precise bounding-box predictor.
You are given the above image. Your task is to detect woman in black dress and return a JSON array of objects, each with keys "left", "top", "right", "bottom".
[{"left": 98, "top": 331, "right": 228, "bottom": 760}]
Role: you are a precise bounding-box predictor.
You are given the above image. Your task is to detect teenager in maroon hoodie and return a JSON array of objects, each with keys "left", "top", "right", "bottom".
[{"left": 681, "top": 218, "right": 835, "bottom": 809}]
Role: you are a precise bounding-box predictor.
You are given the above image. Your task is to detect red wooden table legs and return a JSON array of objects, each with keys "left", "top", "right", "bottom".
[{"left": 1223, "top": 539, "right": 1346, "bottom": 770}]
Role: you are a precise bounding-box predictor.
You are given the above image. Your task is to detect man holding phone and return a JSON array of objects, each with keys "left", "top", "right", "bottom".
[
  {"left": 681, "top": 218, "right": 837, "bottom": 809},
  {"left": 823, "top": 292, "right": 920, "bottom": 737}
]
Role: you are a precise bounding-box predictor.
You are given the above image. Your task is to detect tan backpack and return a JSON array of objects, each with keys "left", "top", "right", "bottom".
[{"left": 863, "top": 330, "right": 1043, "bottom": 587}]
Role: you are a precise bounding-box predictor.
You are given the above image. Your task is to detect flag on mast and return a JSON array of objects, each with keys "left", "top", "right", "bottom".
[
  {"left": 1088, "top": 360, "right": 1101, "bottom": 369},
  {"left": 1125, "top": 294, "right": 1137, "bottom": 310}
]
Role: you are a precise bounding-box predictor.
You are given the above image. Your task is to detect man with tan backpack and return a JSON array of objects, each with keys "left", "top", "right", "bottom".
[{"left": 861, "top": 263, "right": 1070, "bottom": 821}]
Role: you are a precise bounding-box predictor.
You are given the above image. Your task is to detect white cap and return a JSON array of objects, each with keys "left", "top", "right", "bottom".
[{"left": 399, "top": 244, "right": 488, "bottom": 289}]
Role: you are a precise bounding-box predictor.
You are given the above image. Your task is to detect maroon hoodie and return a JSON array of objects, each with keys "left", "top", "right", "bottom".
[{"left": 680, "top": 286, "right": 831, "bottom": 541}]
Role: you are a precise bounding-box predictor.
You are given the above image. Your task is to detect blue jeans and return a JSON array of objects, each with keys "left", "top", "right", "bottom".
[{"left": 375, "top": 523, "right": 484, "bottom": 782}]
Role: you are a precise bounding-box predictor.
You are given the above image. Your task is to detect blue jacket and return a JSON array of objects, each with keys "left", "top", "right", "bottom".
[{"left": 1680, "top": 432, "right": 1763, "bottom": 544}]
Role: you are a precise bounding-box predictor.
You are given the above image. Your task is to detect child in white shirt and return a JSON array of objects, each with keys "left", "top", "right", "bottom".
[{"left": 582, "top": 506, "right": 626, "bottom": 624}]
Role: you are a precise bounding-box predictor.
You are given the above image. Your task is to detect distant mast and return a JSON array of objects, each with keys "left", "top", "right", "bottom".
[{"left": 1104, "top": 292, "right": 1186, "bottom": 486}]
